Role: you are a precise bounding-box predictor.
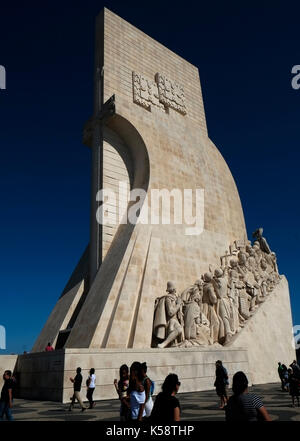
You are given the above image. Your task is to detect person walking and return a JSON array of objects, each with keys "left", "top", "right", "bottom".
[
  {"left": 290, "top": 360, "right": 300, "bottom": 379},
  {"left": 150, "top": 373, "right": 181, "bottom": 422},
  {"left": 69, "top": 367, "right": 87, "bottom": 412},
  {"left": 225, "top": 371, "right": 271, "bottom": 421},
  {"left": 0, "top": 370, "right": 14, "bottom": 421},
  {"left": 114, "top": 364, "right": 130, "bottom": 421},
  {"left": 214, "top": 360, "right": 229, "bottom": 409},
  {"left": 288, "top": 368, "right": 300, "bottom": 407},
  {"left": 141, "top": 362, "right": 154, "bottom": 418},
  {"left": 86, "top": 368, "right": 96, "bottom": 409},
  {"left": 278, "top": 362, "right": 288, "bottom": 391}
]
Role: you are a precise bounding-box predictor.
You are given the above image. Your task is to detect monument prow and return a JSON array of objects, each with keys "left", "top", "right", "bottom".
[{"left": 9, "top": 8, "right": 294, "bottom": 402}]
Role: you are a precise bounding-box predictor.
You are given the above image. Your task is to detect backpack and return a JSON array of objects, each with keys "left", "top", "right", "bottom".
[
  {"left": 143, "top": 376, "right": 155, "bottom": 396},
  {"left": 150, "top": 379, "right": 155, "bottom": 396}
]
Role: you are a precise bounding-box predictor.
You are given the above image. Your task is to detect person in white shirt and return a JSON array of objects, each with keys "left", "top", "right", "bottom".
[{"left": 86, "top": 368, "right": 96, "bottom": 409}]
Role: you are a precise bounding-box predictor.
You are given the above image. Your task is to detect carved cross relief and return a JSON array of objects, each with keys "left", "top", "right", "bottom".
[{"left": 132, "top": 71, "right": 186, "bottom": 115}]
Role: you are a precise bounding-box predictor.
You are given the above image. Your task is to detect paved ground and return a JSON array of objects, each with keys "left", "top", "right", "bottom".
[{"left": 8, "top": 383, "right": 300, "bottom": 421}]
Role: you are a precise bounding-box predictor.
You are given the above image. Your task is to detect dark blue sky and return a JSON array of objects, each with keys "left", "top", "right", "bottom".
[{"left": 0, "top": 1, "right": 299, "bottom": 354}]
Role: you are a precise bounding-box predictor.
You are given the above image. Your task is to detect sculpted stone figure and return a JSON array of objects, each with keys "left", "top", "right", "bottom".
[
  {"left": 228, "top": 260, "right": 244, "bottom": 332},
  {"left": 213, "top": 268, "right": 233, "bottom": 344},
  {"left": 153, "top": 281, "right": 184, "bottom": 348},
  {"left": 153, "top": 230, "right": 282, "bottom": 349},
  {"left": 202, "top": 273, "right": 219, "bottom": 344},
  {"left": 252, "top": 227, "right": 272, "bottom": 254},
  {"left": 237, "top": 251, "right": 260, "bottom": 310},
  {"left": 181, "top": 279, "right": 203, "bottom": 304},
  {"left": 181, "top": 286, "right": 211, "bottom": 345},
  {"left": 183, "top": 287, "right": 201, "bottom": 340}
]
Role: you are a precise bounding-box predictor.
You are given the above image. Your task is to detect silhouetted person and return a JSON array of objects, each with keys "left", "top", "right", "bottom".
[
  {"left": 45, "top": 342, "right": 54, "bottom": 352},
  {"left": 0, "top": 370, "right": 14, "bottom": 421},
  {"left": 69, "top": 367, "right": 87, "bottom": 412},
  {"left": 150, "top": 373, "right": 181, "bottom": 422},
  {"left": 114, "top": 364, "right": 130, "bottom": 421},
  {"left": 288, "top": 368, "right": 300, "bottom": 407},
  {"left": 214, "top": 360, "right": 229, "bottom": 408},
  {"left": 225, "top": 371, "right": 271, "bottom": 421}
]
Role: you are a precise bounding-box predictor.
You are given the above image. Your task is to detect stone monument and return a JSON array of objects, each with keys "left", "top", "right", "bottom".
[{"left": 1, "top": 8, "right": 294, "bottom": 401}]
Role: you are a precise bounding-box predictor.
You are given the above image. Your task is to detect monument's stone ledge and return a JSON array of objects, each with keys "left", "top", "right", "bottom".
[{"left": 8, "top": 345, "right": 249, "bottom": 403}]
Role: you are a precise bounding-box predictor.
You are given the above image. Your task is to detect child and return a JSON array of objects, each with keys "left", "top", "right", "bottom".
[{"left": 114, "top": 364, "right": 130, "bottom": 421}]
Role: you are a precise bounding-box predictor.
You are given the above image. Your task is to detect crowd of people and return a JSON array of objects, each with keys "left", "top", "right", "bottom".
[
  {"left": 278, "top": 360, "right": 300, "bottom": 407},
  {"left": 1, "top": 356, "right": 300, "bottom": 421}
]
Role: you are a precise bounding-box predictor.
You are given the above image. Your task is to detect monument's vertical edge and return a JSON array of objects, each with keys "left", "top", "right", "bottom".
[{"left": 89, "top": 10, "right": 104, "bottom": 284}]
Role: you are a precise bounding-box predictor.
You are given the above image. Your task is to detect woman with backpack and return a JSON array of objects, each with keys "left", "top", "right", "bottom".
[
  {"left": 141, "top": 362, "right": 154, "bottom": 418},
  {"left": 225, "top": 371, "right": 271, "bottom": 421}
]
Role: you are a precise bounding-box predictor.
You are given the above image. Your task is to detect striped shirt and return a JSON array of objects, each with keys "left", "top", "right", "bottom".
[{"left": 225, "top": 393, "right": 264, "bottom": 421}]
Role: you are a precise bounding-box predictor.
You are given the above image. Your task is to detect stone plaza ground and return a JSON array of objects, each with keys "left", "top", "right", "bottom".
[{"left": 9, "top": 383, "right": 300, "bottom": 421}]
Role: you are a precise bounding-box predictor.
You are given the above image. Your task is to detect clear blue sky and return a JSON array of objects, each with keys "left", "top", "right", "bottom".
[{"left": 1, "top": 1, "right": 299, "bottom": 354}]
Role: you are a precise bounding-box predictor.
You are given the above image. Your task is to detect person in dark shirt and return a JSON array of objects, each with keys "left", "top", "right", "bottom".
[
  {"left": 69, "top": 367, "right": 87, "bottom": 411},
  {"left": 214, "top": 360, "right": 229, "bottom": 409},
  {"left": 0, "top": 370, "right": 14, "bottom": 421},
  {"left": 225, "top": 371, "right": 271, "bottom": 421},
  {"left": 150, "top": 373, "right": 181, "bottom": 422},
  {"left": 288, "top": 368, "right": 300, "bottom": 407},
  {"left": 290, "top": 361, "right": 300, "bottom": 380}
]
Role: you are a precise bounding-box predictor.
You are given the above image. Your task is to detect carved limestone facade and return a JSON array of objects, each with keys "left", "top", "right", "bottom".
[
  {"left": 152, "top": 228, "right": 281, "bottom": 348},
  {"left": 132, "top": 71, "right": 186, "bottom": 115}
]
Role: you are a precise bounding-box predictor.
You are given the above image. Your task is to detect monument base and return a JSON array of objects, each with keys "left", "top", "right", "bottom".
[
  {"left": 0, "top": 277, "right": 294, "bottom": 403},
  {"left": 229, "top": 276, "right": 295, "bottom": 384},
  {"left": 10, "top": 346, "right": 249, "bottom": 403}
]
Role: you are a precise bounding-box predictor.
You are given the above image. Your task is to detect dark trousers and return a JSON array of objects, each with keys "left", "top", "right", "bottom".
[{"left": 86, "top": 388, "right": 95, "bottom": 408}]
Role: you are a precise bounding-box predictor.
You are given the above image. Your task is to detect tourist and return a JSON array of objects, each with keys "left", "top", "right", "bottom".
[
  {"left": 0, "top": 370, "right": 14, "bottom": 421},
  {"left": 290, "top": 360, "right": 300, "bottom": 379},
  {"left": 45, "top": 342, "right": 54, "bottom": 352},
  {"left": 128, "top": 362, "right": 146, "bottom": 421},
  {"left": 288, "top": 368, "right": 300, "bottom": 407},
  {"left": 278, "top": 362, "right": 287, "bottom": 391},
  {"left": 86, "top": 368, "right": 96, "bottom": 409},
  {"left": 283, "top": 368, "right": 289, "bottom": 391},
  {"left": 69, "top": 367, "right": 87, "bottom": 412},
  {"left": 286, "top": 368, "right": 291, "bottom": 392},
  {"left": 150, "top": 373, "right": 181, "bottom": 422},
  {"left": 225, "top": 371, "right": 271, "bottom": 421},
  {"left": 141, "top": 362, "right": 154, "bottom": 418},
  {"left": 114, "top": 364, "right": 130, "bottom": 421},
  {"left": 214, "top": 360, "right": 229, "bottom": 409}
]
